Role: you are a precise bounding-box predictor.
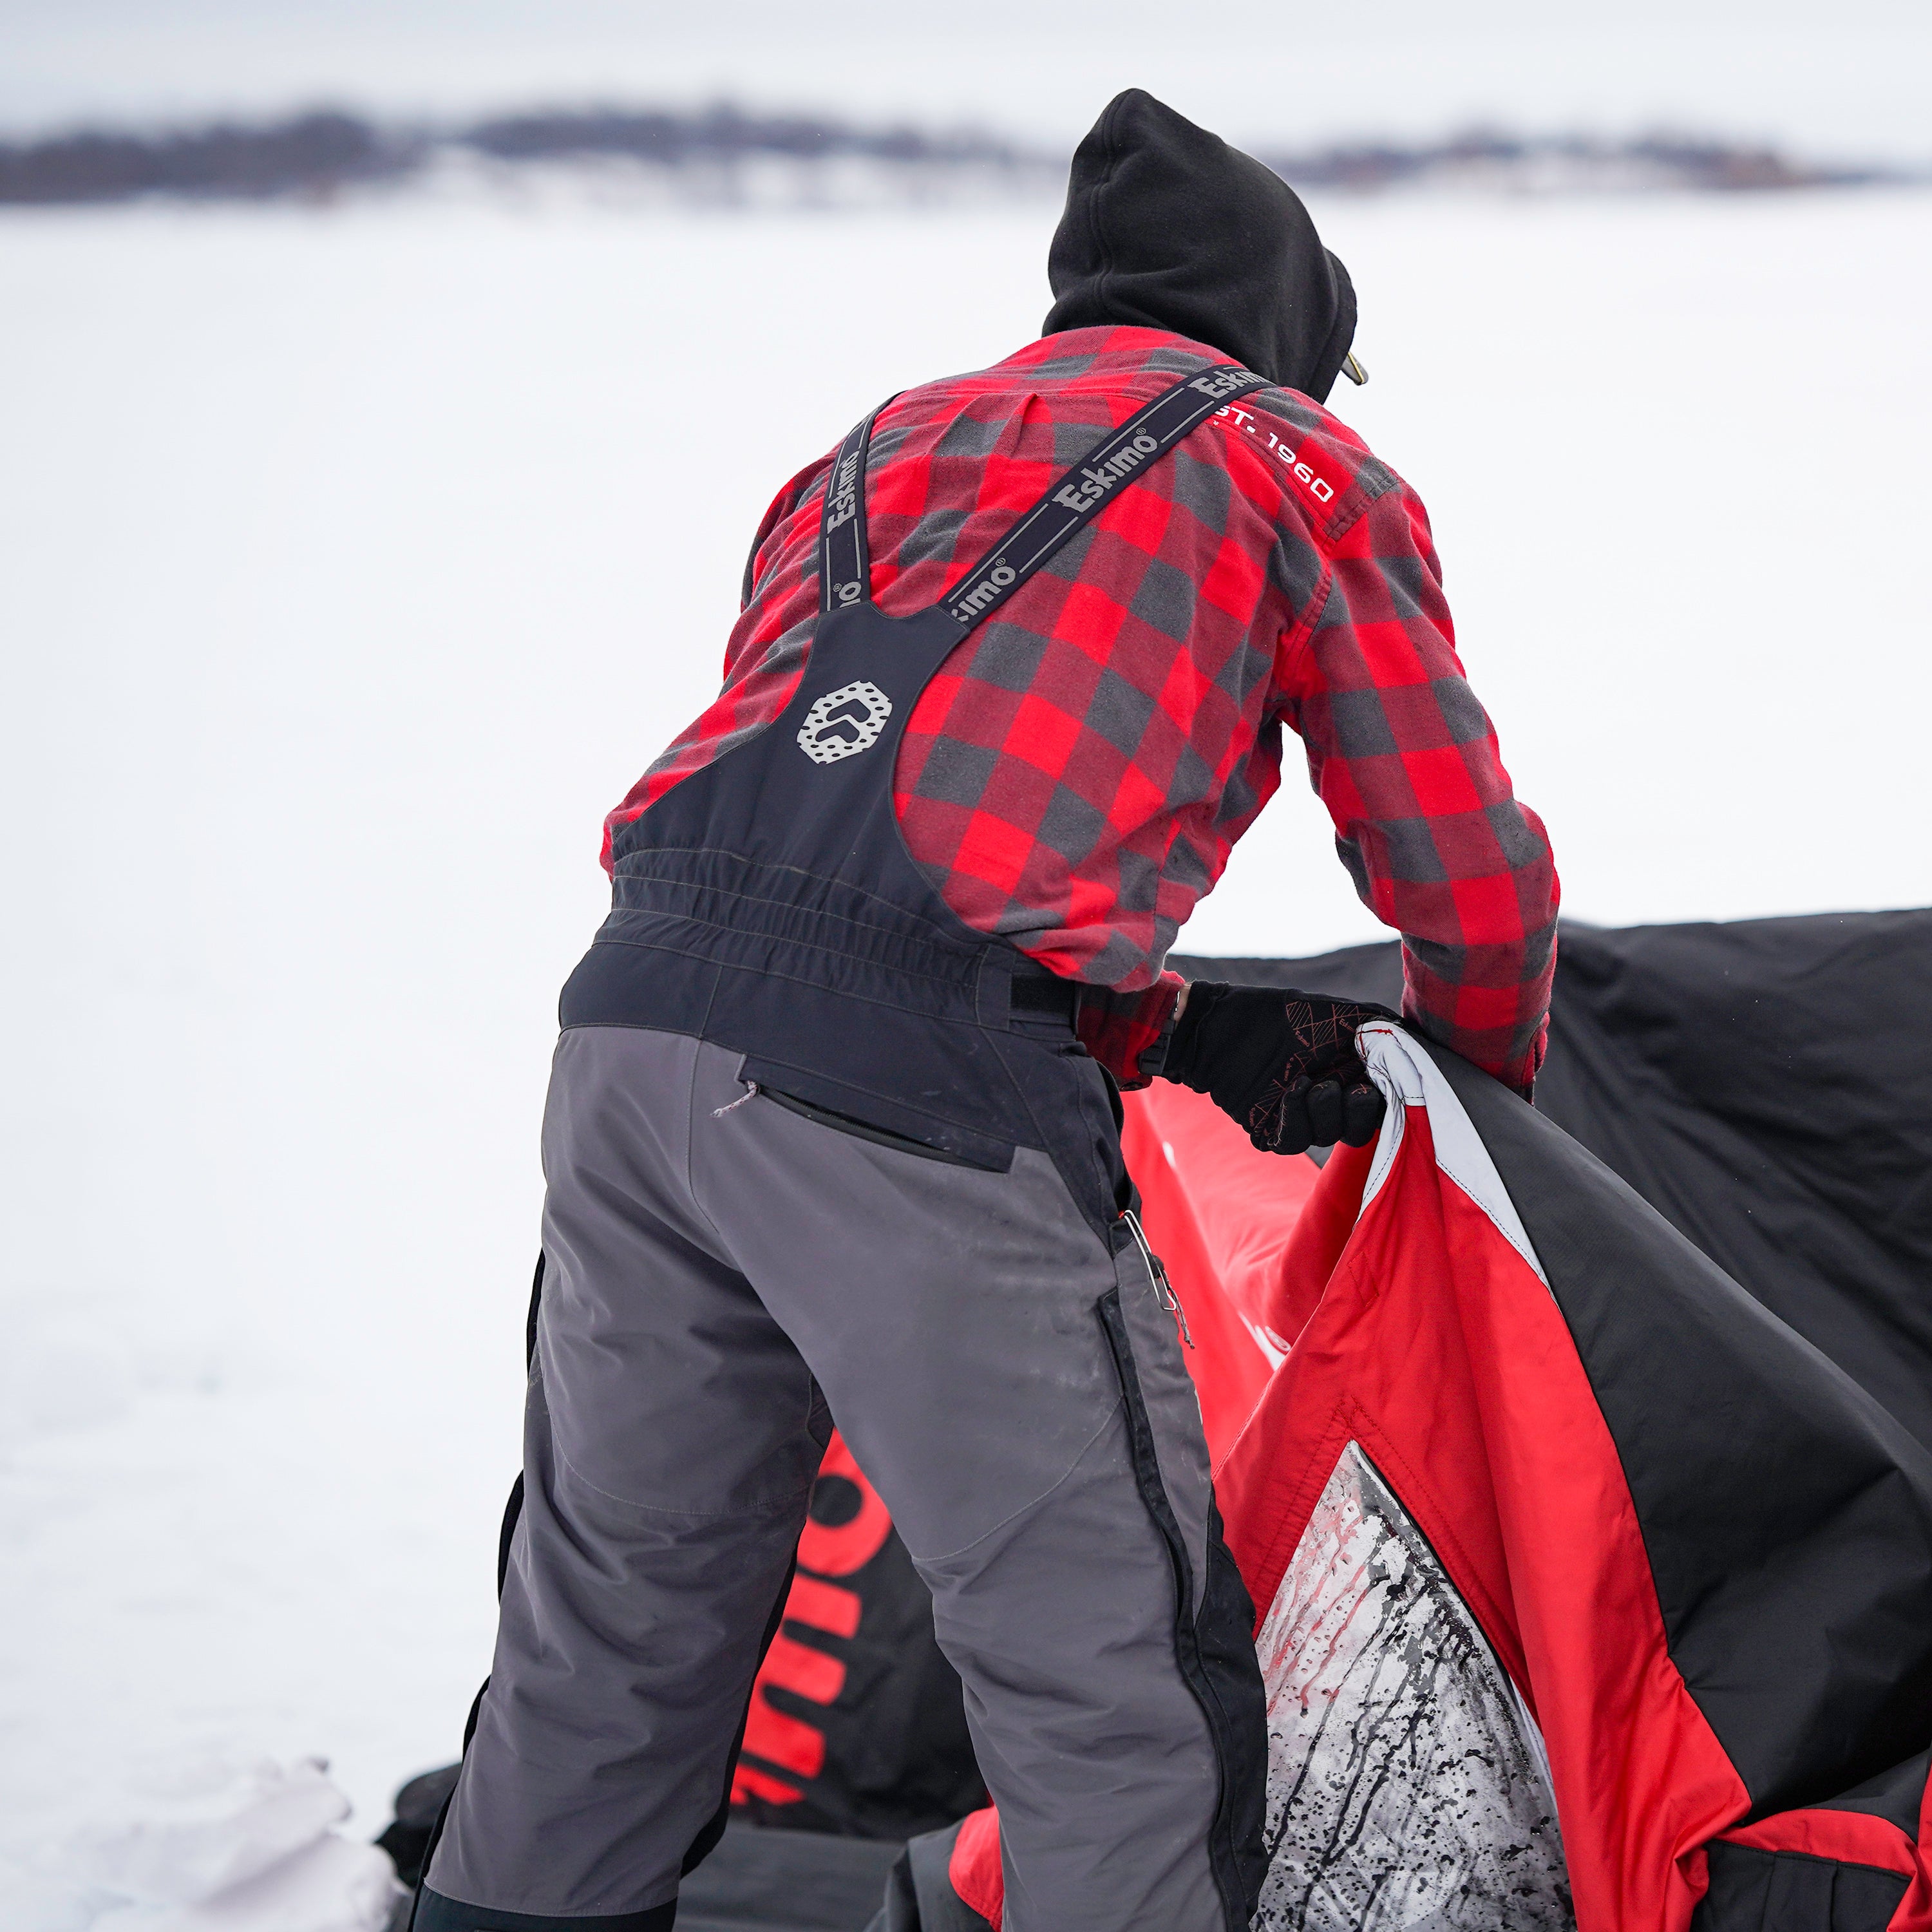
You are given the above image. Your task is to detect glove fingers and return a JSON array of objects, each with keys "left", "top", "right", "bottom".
[
  {"left": 1305, "top": 1078, "right": 1345, "bottom": 1148},
  {"left": 1176, "top": 981, "right": 1394, "bottom": 1153},
  {"left": 1340, "top": 1081, "right": 1386, "bottom": 1148},
  {"left": 1252, "top": 1075, "right": 1314, "bottom": 1156}
]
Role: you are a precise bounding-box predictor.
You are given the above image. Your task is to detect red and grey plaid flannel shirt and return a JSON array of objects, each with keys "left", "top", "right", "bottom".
[{"left": 605, "top": 327, "right": 1558, "bottom": 1092}]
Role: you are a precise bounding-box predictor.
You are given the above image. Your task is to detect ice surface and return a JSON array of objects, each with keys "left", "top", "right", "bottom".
[
  {"left": 0, "top": 189, "right": 1927, "bottom": 1895},
  {"left": 15, "top": 1760, "right": 401, "bottom": 1932},
  {"left": 87, "top": 1837, "right": 399, "bottom": 1932},
  {"left": 75, "top": 1759, "right": 351, "bottom": 1906}
]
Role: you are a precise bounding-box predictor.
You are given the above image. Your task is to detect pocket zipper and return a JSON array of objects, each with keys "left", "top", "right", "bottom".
[{"left": 1121, "top": 1206, "right": 1193, "bottom": 1350}]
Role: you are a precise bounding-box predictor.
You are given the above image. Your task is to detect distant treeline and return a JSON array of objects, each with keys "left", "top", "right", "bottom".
[
  {"left": 1258, "top": 130, "right": 1898, "bottom": 194},
  {"left": 0, "top": 104, "right": 1911, "bottom": 207}
]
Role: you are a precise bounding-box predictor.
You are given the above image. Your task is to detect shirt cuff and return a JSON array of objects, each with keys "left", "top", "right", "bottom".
[{"left": 1075, "top": 973, "right": 1185, "bottom": 1090}]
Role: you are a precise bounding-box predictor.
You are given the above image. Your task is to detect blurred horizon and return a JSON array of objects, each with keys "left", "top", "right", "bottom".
[
  {"left": 4, "top": 0, "right": 1929, "bottom": 163},
  {"left": 7, "top": 100, "right": 1913, "bottom": 209}
]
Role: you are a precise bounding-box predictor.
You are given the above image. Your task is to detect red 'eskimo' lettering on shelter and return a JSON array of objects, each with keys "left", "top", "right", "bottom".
[{"left": 732, "top": 1433, "right": 890, "bottom": 1806}]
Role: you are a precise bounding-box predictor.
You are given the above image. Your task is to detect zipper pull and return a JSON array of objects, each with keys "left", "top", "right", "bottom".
[
  {"left": 713, "top": 1081, "right": 761, "bottom": 1118},
  {"left": 1121, "top": 1207, "right": 1194, "bottom": 1350},
  {"left": 1159, "top": 1258, "right": 1195, "bottom": 1351}
]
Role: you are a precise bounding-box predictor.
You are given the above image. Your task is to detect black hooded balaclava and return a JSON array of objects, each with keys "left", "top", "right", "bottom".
[{"left": 1043, "top": 90, "right": 1357, "bottom": 403}]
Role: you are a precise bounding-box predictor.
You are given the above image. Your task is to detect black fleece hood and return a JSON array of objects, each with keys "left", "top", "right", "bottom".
[{"left": 1044, "top": 90, "right": 1357, "bottom": 403}]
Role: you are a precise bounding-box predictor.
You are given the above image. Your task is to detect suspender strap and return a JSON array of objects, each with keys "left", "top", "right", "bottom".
[
  {"left": 819, "top": 398, "right": 895, "bottom": 614},
  {"left": 817, "top": 363, "right": 1267, "bottom": 629},
  {"left": 943, "top": 363, "right": 1267, "bottom": 635}
]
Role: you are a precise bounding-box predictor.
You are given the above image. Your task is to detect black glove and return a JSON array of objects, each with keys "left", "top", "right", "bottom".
[{"left": 1161, "top": 982, "right": 1397, "bottom": 1155}]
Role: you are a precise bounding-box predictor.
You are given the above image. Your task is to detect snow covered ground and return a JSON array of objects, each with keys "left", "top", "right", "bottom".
[{"left": 2, "top": 187, "right": 1929, "bottom": 1918}]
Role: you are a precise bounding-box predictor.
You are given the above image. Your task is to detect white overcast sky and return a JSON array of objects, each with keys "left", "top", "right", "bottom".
[{"left": 3, "top": 0, "right": 1929, "bottom": 160}]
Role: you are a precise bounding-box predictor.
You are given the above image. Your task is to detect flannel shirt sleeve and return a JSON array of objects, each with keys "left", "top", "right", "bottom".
[
  {"left": 1075, "top": 971, "right": 1184, "bottom": 1090},
  {"left": 739, "top": 456, "right": 829, "bottom": 614},
  {"left": 1276, "top": 479, "right": 1559, "bottom": 1092}
]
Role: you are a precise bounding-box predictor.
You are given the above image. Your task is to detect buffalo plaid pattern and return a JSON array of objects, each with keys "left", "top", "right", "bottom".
[{"left": 604, "top": 327, "right": 1558, "bottom": 1091}]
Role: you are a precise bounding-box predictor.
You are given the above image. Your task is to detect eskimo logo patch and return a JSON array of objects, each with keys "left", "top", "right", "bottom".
[
  {"left": 824, "top": 448, "right": 862, "bottom": 533},
  {"left": 1048, "top": 431, "right": 1163, "bottom": 517},
  {"left": 797, "top": 681, "right": 893, "bottom": 764},
  {"left": 949, "top": 560, "right": 1018, "bottom": 623},
  {"left": 1189, "top": 366, "right": 1265, "bottom": 402}
]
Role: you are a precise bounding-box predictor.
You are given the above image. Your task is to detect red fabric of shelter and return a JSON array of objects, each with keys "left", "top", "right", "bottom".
[
  {"left": 1124, "top": 1079, "right": 1323, "bottom": 1357},
  {"left": 947, "top": 1806, "right": 1005, "bottom": 1929},
  {"left": 1718, "top": 1808, "right": 1918, "bottom": 1879},
  {"left": 1217, "top": 1106, "right": 1750, "bottom": 1932},
  {"left": 1117, "top": 1083, "right": 1282, "bottom": 1465}
]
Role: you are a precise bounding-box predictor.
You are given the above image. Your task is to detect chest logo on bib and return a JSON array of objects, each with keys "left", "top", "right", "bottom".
[{"left": 797, "top": 680, "right": 893, "bottom": 764}]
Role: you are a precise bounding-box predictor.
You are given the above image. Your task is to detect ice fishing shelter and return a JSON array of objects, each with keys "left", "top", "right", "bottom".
[{"left": 391, "top": 909, "right": 1932, "bottom": 1931}]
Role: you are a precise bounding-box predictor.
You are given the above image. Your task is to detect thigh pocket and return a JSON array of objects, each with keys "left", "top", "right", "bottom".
[{"left": 757, "top": 1083, "right": 1015, "bottom": 1171}]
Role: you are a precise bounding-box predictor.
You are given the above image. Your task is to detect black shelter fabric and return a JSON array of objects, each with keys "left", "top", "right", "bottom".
[
  {"left": 1043, "top": 89, "right": 1357, "bottom": 402},
  {"left": 377, "top": 1765, "right": 461, "bottom": 1887},
  {"left": 1823, "top": 1749, "right": 1932, "bottom": 1838},
  {"left": 866, "top": 1822, "right": 994, "bottom": 1932},
  {"left": 1175, "top": 907, "right": 1932, "bottom": 1457},
  {"left": 677, "top": 1824, "right": 904, "bottom": 1932},
  {"left": 1694, "top": 1842, "right": 1909, "bottom": 1932}
]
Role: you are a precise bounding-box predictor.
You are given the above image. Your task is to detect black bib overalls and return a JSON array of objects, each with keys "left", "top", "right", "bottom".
[
  {"left": 423, "top": 370, "right": 1270, "bottom": 1932},
  {"left": 564, "top": 363, "right": 1273, "bottom": 1227}
]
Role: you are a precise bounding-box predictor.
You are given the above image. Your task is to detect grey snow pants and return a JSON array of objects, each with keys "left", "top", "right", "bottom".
[{"left": 426, "top": 1025, "right": 1247, "bottom": 1931}]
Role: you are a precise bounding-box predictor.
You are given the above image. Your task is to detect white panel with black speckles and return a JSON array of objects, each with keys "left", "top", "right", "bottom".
[{"left": 1253, "top": 1441, "right": 1574, "bottom": 1931}]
